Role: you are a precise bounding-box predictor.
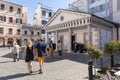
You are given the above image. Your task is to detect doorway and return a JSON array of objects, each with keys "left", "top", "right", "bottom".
[
  {"left": 71, "top": 35, "right": 76, "bottom": 51},
  {"left": 17, "top": 39, "right": 21, "bottom": 46},
  {"left": 8, "top": 38, "right": 13, "bottom": 46},
  {"left": 59, "top": 36, "right": 64, "bottom": 44}
]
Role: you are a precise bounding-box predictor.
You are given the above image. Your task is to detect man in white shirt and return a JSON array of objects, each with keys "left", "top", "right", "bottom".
[
  {"left": 57, "top": 40, "right": 62, "bottom": 57},
  {"left": 13, "top": 43, "right": 20, "bottom": 62}
]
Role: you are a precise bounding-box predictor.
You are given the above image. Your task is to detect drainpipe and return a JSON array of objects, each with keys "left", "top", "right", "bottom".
[{"left": 116, "top": 24, "right": 119, "bottom": 40}]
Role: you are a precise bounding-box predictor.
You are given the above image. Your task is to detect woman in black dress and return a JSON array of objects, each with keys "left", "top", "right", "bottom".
[{"left": 23, "top": 40, "right": 34, "bottom": 74}]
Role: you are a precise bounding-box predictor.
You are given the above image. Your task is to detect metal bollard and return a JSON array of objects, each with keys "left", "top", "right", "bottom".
[
  {"left": 88, "top": 59, "right": 93, "bottom": 80},
  {"left": 110, "top": 55, "right": 114, "bottom": 68}
]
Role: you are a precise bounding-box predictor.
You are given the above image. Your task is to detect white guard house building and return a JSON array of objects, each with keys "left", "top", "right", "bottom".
[{"left": 45, "top": 9, "right": 118, "bottom": 53}]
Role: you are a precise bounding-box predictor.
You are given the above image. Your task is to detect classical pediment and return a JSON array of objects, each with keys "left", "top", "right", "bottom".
[{"left": 45, "top": 9, "right": 91, "bottom": 28}]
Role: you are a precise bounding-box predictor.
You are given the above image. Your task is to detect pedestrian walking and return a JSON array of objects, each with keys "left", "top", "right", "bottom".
[
  {"left": 49, "top": 41, "right": 54, "bottom": 58},
  {"left": 35, "top": 39, "right": 46, "bottom": 74},
  {"left": 57, "top": 40, "right": 63, "bottom": 57},
  {"left": 12, "top": 43, "right": 20, "bottom": 62},
  {"left": 46, "top": 42, "right": 50, "bottom": 56},
  {"left": 22, "top": 40, "right": 34, "bottom": 75}
]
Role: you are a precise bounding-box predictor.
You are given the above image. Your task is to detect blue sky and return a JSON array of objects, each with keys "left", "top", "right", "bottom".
[{"left": 5, "top": 0, "right": 75, "bottom": 25}]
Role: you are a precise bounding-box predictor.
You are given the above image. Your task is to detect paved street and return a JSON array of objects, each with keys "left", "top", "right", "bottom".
[{"left": 0, "top": 47, "right": 108, "bottom": 80}]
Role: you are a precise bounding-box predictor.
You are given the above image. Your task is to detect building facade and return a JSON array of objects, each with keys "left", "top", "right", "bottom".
[
  {"left": 0, "top": 0, "right": 23, "bottom": 46},
  {"left": 69, "top": 0, "right": 120, "bottom": 39},
  {"left": 22, "top": 6, "right": 28, "bottom": 24},
  {"left": 89, "top": 0, "right": 113, "bottom": 21},
  {"left": 112, "top": 0, "right": 120, "bottom": 23},
  {"left": 33, "top": 3, "right": 54, "bottom": 26},
  {"left": 45, "top": 9, "right": 117, "bottom": 52},
  {"left": 21, "top": 25, "right": 41, "bottom": 46},
  {"left": 112, "top": 0, "right": 120, "bottom": 38},
  {"left": 33, "top": 3, "right": 54, "bottom": 42},
  {"left": 70, "top": 0, "right": 120, "bottom": 24},
  {"left": 69, "top": 0, "right": 89, "bottom": 12}
]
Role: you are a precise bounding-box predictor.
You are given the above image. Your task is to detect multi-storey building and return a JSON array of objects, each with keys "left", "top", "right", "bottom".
[
  {"left": 22, "top": 6, "right": 28, "bottom": 24},
  {"left": 21, "top": 24, "right": 41, "bottom": 46},
  {"left": 112, "top": 0, "right": 120, "bottom": 38},
  {"left": 89, "top": 0, "right": 113, "bottom": 21},
  {"left": 0, "top": 0, "right": 23, "bottom": 46},
  {"left": 33, "top": 3, "right": 54, "bottom": 26},
  {"left": 69, "top": 0, "right": 89, "bottom": 12},
  {"left": 69, "top": 0, "right": 113, "bottom": 21},
  {"left": 69, "top": 0, "right": 120, "bottom": 39},
  {"left": 112, "top": 0, "right": 120, "bottom": 23},
  {"left": 33, "top": 3, "right": 54, "bottom": 42}
]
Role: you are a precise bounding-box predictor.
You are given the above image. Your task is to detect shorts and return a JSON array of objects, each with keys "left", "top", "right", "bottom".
[{"left": 38, "top": 57, "right": 44, "bottom": 62}]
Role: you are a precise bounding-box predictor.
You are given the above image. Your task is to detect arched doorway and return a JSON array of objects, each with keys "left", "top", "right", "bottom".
[{"left": 8, "top": 38, "right": 13, "bottom": 47}]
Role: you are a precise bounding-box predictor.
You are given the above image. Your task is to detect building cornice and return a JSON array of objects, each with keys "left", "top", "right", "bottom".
[
  {"left": 44, "top": 9, "right": 91, "bottom": 28},
  {"left": 46, "top": 17, "right": 91, "bottom": 32},
  {"left": 0, "top": 0, "right": 23, "bottom": 7}
]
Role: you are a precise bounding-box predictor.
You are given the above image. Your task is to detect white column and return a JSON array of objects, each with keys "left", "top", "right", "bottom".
[
  {"left": 46, "top": 32, "right": 48, "bottom": 43},
  {"left": 113, "top": 26, "right": 117, "bottom": 40},
  {"left": 87, "top": 25, "right": 91, "bottom": 45},
  {"left": 68, "top": 28, "right": 72, "bottom": 53},
  {"left": 54, "top": 30, "right": 58, "bottom": 51},
  {"left": 98, "top": 27, "right": 100, "bottom": 49}
]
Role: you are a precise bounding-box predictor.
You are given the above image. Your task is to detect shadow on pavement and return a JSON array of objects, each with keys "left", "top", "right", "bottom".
[
  {"left": 2, "top": 50, "right": 90, "bottom": 65},
  {"left": 2, "top": 51, "right": 23, "bottom": 59},
  {"left": 2, "top": 52, "right": 13, "bottom": 58},
  {"left": 0, "top": 73, "right": 27, "bottom": 80},
  {"left": 44, "top": 52, "right": 90, "bottom": 65},
  {"left": 0, "top": 61, "right": 13, "bottom": 64},
  {"left": 83, "top": 76, "right": 89, "bottom": 79},
  {"left": 31, "top": 51, "right": 90, "bottom": 65}
]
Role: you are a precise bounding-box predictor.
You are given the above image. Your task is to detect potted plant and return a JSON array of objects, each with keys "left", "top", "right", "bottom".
[
  {"left": 117, "top": 39, "right": 120, "bottom": 52},
  {"left": 93, "top": 74, "right": 101, "bottom": 80},
  {"left": 104, "top": 40, "right": 118, "bottom": 68},
  {"left": 86, "top": 45, "right": 103, "bottom": 79},
  {"left": 97, "top": 65, "right": 109, "bottom": 74}
]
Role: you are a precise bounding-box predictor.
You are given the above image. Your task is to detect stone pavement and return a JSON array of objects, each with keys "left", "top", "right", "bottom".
[{"left": 0, "top": 47, "right": 108, "bottom": 80}]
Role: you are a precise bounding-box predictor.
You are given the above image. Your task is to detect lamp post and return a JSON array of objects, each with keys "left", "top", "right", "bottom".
[{"left": 88, "top": 59, "right": 93, "bottom": 80}]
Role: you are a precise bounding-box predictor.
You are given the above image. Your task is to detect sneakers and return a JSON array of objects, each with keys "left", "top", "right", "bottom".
[
  {"left": 39, "top": 71, "right": 43, "bottom": 74},
  {"left": 26, "top": 71, "right": 32, "bottom": 75},
  {"left": 30, "top": 71, "right": 33, "bottom": 73}
]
